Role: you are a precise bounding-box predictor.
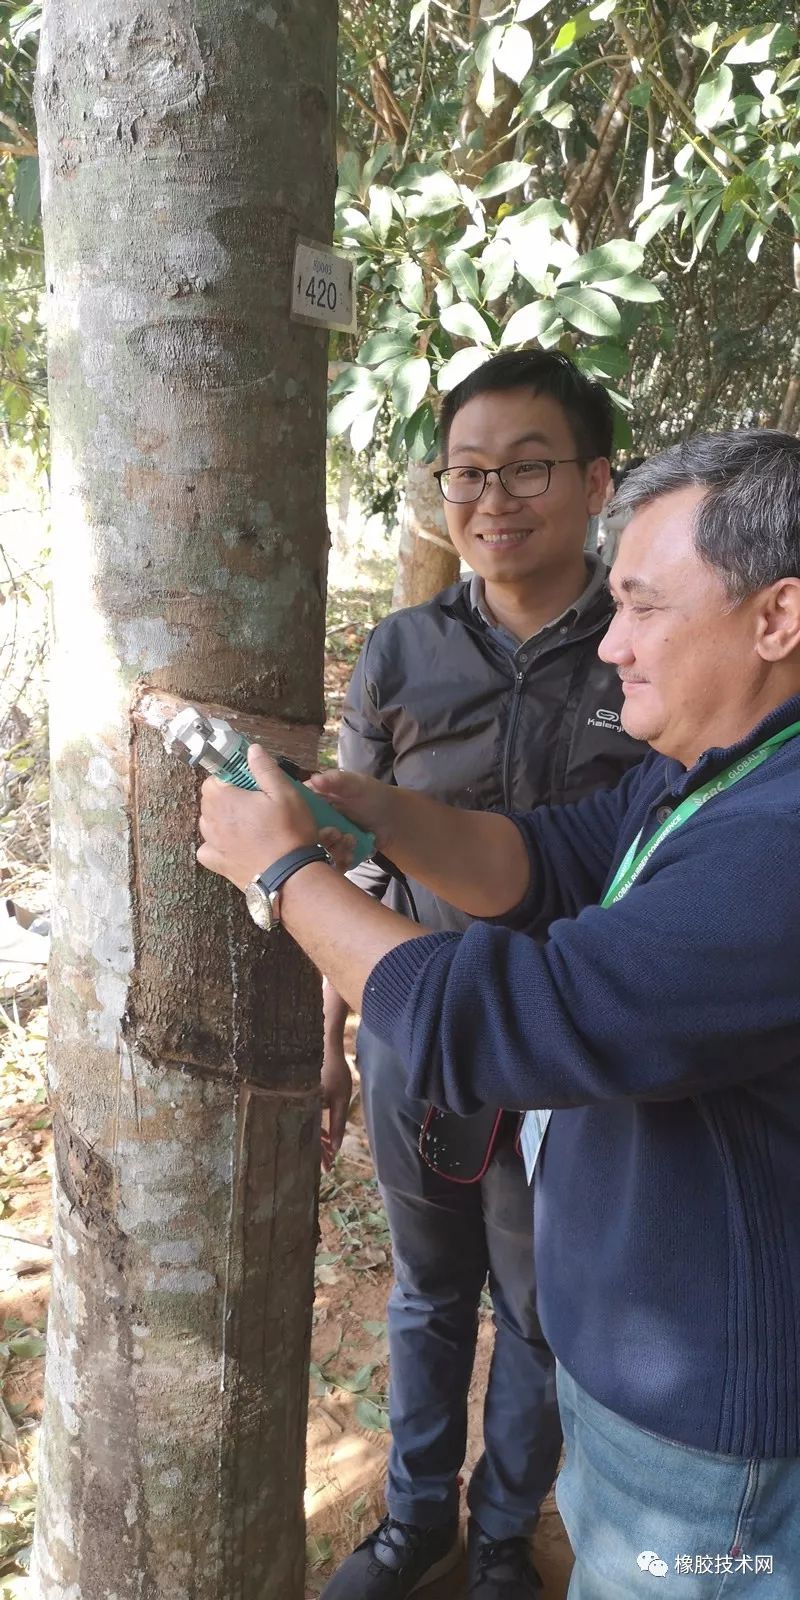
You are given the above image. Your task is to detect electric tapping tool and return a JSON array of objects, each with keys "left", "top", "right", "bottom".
[{"left": 163, "top": 705, "right": 376, "bottom": 868}]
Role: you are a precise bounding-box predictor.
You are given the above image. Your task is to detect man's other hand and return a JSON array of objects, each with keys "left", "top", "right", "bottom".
[
  {"left": 308, "top": 768, "right": 397, "bottom": 854},
  {"left": 320, "top": 1045, "right": 352, "bottom": 1171}
]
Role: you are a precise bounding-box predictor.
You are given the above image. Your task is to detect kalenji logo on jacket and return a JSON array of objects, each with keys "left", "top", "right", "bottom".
[{"left": 587, "top": 707, "right": 623, "bottom": 732}]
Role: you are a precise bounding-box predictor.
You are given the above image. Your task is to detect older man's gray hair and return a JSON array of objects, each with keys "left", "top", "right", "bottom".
[{"left": 610, "top": 429, "right": 800, "bottom": 601}]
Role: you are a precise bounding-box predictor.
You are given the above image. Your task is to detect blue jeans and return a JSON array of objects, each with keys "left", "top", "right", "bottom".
[
  {"left": 556, "top": 1364, "right": 800, "bottom": 1598},
  {"left": 358, "top": 1027, "right": 561, "bottom": 1541}
]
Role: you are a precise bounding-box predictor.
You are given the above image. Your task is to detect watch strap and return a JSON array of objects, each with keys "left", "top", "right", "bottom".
[{"left": 258, "top": 843, "right": 333, "bottom": 896}]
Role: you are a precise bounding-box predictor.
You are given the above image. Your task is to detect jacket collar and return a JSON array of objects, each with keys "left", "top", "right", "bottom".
[
  {"left": 666, "top": 692, "right": 800, "bottom": 798},
  {"left": 440, "top": 559, "right": 614, "bottom": 644}
]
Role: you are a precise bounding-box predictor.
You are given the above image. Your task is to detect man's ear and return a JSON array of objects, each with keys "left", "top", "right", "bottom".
[
  {"left": 754, "top": 578, "right": 800, "bottom": 662},
  {"left": 586, "top": 457, "right": 611, "bottom": 516}
]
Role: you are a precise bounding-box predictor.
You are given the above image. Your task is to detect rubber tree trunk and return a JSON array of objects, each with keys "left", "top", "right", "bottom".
[
  {"left": 391, "top": 461, "right": 459, "bottom": 610},
  {"left": 32, "top": 2, "right": 337, "bottom": 1596}
]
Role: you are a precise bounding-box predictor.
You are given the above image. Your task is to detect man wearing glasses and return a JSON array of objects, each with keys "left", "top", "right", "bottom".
[{"left": 317, "top": 352, "right": 644, "bottom": 1599}]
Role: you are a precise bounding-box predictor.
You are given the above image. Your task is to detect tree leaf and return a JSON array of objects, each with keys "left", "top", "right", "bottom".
[
  {"left": 13, "top": 157, "right": 40, "bottom": 226},
  {"left": 476, "top": 61, "right": 497, "bottom": 117},
  {"left": 314, "top": 1261, "right": 340, "bottom": 1284},
  {"left": 541, "top": 100, "right": 575, "bottom": 129},
  {"left": 500, "top": 299, "right": 561, "bottom": 347},
  {"left": 495, "top": 24, "right": 534, "bottom": 86},
  {"left": 480, "top": 238, "right": 515, "bottom": 302},
  {"left": 515, "top": 0, "right": 551, "bottom": 16},
  {"left": 524, "top": 66, "right": 573, "bottom": 114},
  {"left": 362, "top": 144, "right": 393, "bottom": 188},
  {"left": 368, "top": 185, "right": 393, "bottom": 244},
  {"left": 306, "top": 1535, "right": 333, "bottom": 1570},
  {"left": 440, "top": 302, "right": 494, "bottom": 346},
  {"left": 552, "top": 285, "right": 621, "bottom": 337},
  {"left": 336, "top": 151, "right": 362, "bottom": 198},
  {"left": 554, "top": 8, "right": 598, "bottom": 52},
  {"left": 445, "top": 249, "right": 481, "bottom": 302},
  {"left": 557, "top": 239, "right": 644, "bottom": 285},
  {"left": 591, "top": 273, "right": 662, "bottom": 303},
  {"left": 693, "top": 67, "right": 733, "bottom": 130},
  {"left": 355, "top": 1397, "right": 390, "bottom": 1432},
  {"left": 723, "top": 24, "right": 796, "bottom": 66},
  {"left": 612, "top": 405, "right": 633, "bottom": 452},
  {"left": 328, "top": 1361, "right": 377, "bottom": 1393},
  {"left": 716, "top": 202, "right": 745, "bottom": 252},
  {"left": 626, "top": 82, "right": 652, "bottom": 108},
  {"left": 474, "top": 160, "right": 532, "bottom": 200},
  {"left": 693, "top": 197, "right": 722, "bottom": 253},
  {"left": 405, "top": 172, "right": 463, "bottom": 218},
  {"left": 511, "top": 216, "right": 553, "bottom": 286},
  {"left": 328, "top": 378, "right": 383, "bottom": 438},
  {"left": 437, "top": 346, "right": 491, "bottom": 392},
  {"left": 405, "top": 402, "right": 439, "bottom": 461},
  {"left": 357, "top": 332, "right": 412, "bottom": 367},
  {"left": 475, "top": 24, "right": 505, "bottom": 73},
  {"left": 396, "top": 259, "right": 426, "bottom": 313},
  {"left": 9, "top": 3, "right": 41, "bottom": 46},
  {"left": 691, "top": 22, "right": 718, "bottom": 55},
  {"left": 8, "top": 1333, "right": 46, "bottom": 1359},
  {"left": 721, "top": 172, "right": 758, "bottom": 213},
  {"left": 746, "top": 222, "right": 765, "bottom": 262},
  {"left": 409, "top": 0, "right": 429, "bottom": 34},
  {"left": 392, "top": 356, "right": 431, "bottom": 417},
  {"left": 635, "top": 199, "right": 682, "bottom": 246},
  {"left": 574, "top": 343, "right": 630, "bottom": 378},
  {"left": 350, "top": 405, "right": 381, "bottom": 452},
  {"left": 434, "top": 278, "right": 454, "bottom": 313}
]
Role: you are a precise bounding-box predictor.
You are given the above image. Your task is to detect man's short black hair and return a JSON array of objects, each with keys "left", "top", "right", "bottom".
[{"left": 438, "top": 350, "right": 614, "bottom": 462}]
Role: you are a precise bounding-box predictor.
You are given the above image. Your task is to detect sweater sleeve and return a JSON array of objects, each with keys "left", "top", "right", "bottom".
[
  {"left": 484, "top": 754, "right": 654, "bottom": 932},
  {"left": 361, "top": 809, "right": 800, "bottom": 1114}
]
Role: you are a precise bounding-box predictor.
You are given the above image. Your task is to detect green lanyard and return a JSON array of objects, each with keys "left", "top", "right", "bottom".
[{"left": 602, "top": 717, "right": 800, "bottom": 908}]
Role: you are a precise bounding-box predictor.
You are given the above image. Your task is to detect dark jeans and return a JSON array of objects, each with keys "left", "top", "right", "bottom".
[{"left": 358, "top": 1026, "right": 562, "bottom": 1542}]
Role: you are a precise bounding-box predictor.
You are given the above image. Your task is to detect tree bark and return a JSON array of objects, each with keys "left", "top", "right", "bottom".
[
  {"left": 33, "top": 2, "right": 337, "bottom": 1596},
  {"left": 392, "top": 461, "right": 460, "bottom": 610},
  {"left": 778, "top": 336, "right": 800, "bottom": 432}
]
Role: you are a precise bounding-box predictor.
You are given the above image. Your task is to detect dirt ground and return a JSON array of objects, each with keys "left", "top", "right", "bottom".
[{"left": 0, "top": 513, "right": 573, "bottom": 1597}]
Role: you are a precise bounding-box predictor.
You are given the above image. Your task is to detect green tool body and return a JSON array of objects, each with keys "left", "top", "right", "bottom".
[{"left": 163, "top": 706, "right": 376, "bottom": 867}]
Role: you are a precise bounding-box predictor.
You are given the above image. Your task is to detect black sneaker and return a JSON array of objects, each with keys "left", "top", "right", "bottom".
[
  {"left": 466, "top": 1520, "right": 542, "bottom": 1598},
  {"left": 319, "top": 1513, "right": 461, "bottom": 1599}
]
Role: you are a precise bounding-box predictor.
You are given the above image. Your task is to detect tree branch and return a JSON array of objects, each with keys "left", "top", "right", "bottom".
[
  {"left": 0, "top": 110, "right": 37, "bottom": 157},
  {"left": 340, "top": 82, "right": 396, "bottom": 143}
]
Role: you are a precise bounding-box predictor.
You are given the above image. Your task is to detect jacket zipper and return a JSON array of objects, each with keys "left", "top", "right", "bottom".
[{"left": 502, "top": 667, "right": 527, "bottom": 808}]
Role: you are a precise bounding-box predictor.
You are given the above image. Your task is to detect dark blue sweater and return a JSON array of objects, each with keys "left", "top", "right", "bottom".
[{"left": 362, "top": 694, "right": 800, "bottom": 1458}]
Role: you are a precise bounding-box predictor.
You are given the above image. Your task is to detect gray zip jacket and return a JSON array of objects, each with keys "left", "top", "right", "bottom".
[{"left": 339, "top": 563, "right": 645, "bottom": 931}]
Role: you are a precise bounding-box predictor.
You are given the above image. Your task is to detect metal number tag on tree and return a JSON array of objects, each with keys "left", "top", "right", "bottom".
[{"left": 291, "top": 238, "right": 356, "bottom": 333}]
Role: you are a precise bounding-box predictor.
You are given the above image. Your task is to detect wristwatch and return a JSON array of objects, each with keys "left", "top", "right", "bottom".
[{"left": 244, "top": 843, "right": 334, "bottom": 931}]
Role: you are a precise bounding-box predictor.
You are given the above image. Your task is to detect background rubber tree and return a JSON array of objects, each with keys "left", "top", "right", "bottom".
[
  {"left": 0, "top": 0, "right": 46, "bottom": 458},
  {"left": 331, "top": 0, "right": 800, "bottom": 600},
  {"left": 31, "top": 1, "right": 337, "bottom": 1595}
]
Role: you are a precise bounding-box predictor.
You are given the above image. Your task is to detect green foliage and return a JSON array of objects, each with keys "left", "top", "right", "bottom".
[
  {"left": 334, "top": 0, "right": 800, "bottom": 460},
  {"left": 0, "top": 0, "right": 45, "bottom": 461}
]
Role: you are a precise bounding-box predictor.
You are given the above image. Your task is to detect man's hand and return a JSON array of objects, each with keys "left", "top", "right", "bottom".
[
  {"left": 198, "top": 744, "right": 318, "bottom": 890},
  {"left": 307, "top": 769, "right": 398, "bottom": 854},
  {"left": 320, "top": 1044, "right": 352, "bottom": 1171}
]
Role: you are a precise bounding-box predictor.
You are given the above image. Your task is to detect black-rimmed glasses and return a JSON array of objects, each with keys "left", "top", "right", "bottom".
[{"left": 434, "top": 457, "right": 587, "bottom": 504}]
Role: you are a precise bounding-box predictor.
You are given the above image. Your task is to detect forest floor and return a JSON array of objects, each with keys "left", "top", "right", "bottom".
[{"left": 0, "top": 505, "right": 573, "bottom": 1599}]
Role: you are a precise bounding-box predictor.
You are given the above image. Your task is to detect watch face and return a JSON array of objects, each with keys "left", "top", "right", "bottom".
[{"left": 245, "top": 879, "right": 276, "bottom": 931}]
